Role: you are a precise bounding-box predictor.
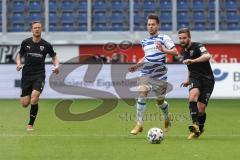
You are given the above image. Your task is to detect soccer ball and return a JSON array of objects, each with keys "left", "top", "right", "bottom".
[{"left": 147, "top": 127, "right": 164, "bottom": 144}]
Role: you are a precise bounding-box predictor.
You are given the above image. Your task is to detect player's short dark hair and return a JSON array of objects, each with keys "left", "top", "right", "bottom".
[
  {"left": 178, "top": 28, "right": 191, "bottom": 38},
  {"left": 147, "top": 14, "right": 160, "bottom": 24},
  {"left": 31, "top": 21, "right": 42, "bottom": 28}
]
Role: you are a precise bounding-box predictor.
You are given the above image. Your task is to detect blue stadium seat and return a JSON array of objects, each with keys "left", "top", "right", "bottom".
[
  {"left": 49, "top": 23, "right": 57, "bottom": 31},
  {"left": 11, "top": 12, "right": 24, "bottom": 23},
  {"left": 111, "top": 10, "right": 124, "bottom": 23},
  {"left": 210, "top": 22, "right": 215, "bottom": 30},
  {"left": 29, "top": 1, "right": 42, "bottom": 12},
  {"left": 134, "top": 0, "right": 142, "bottom": 10},
  {"left": 143, "top": 0, "right": 156, "bottom": 10},
  {"left": 193, "top": 22, "right": 207, "bottom": 30},
  {"left": 61, "top": 12, "right": 74, "bottom": 23},
  {"left": 78, "top": 11, "right": 87, "bottom": 23},
  {"left": 61, "top": 0, "right": 74, "bottom": 11},
  {"left": 10, "top": 23, "right": 25, "bottom": 32},
  {"left": 192, "top": 0, "right": 205, "bottom": 10},
  {"left": 225, "top": 10, "right": 239, "bottom": 22},
  {"left": 177, "top": 22, "right": 189, "bottom": 29},
  {"left": 93, "top": 0, "right": 107, "bottom": 10},
  {"left": 49, "top": 12, "right": 57, "bottom": 23},
  {"left": 160, "top": 11, "right": 172, "bottom": 22},
  {"left": 177, "top": 0, "right": 189, "bottom": 10},
  {"left": 29, "top": 12, "right": 42, "bottom": 22},
  {"left": 93, "top": 10, "right": 108, "bottom": 23},
  {"left": 225, "top": 0, "right": 237, "bottom": 10},
  {"left": 161, "top": 22, "right": 172, "bottom": 30},
  {"left": 78, "top": 0, "right": 87, "bottom": 10},
  {"left": 134, "top": 22, "right": 143, "bottom": 31},
  {"left": 177, "top": 11, "right": 190, "bottom": 22},
  {"left": 144, "top": 10, "right": 154, "bottom": 19},
  {"left": 193, "top": 11, "right": 206, "bottom": 22},
  {"left": 134, "top": 13, "right": 142, "bottom": 24},
  {"left": 77, "top": 22, "right": 87, "bottom": 31},
  {"left": 208, "top": 0, "right": 215, "bottom": 11},
  {"left": 13, "top": 0, "right": 25, "bottom": 12},
  {"left": 159, "top": 0, "right": 172, "bottom": 10},
  {"left": 93, "top": 22, "right": 107, "bottom": 31},
  {"left": 49, "top": 0, "right": 57, "bottom": 11},
  {"left": 62, "top": 23, "right": 74, "bottom": 31},
  {"left": 226, "top": 22, "right": 239, "bottom": 30},
  {"left": 111, "top": 23, "right": 125, "bottom": 31},
  {"left": 111, "top": 0, "right": 128, "bottom": 10},
  {"left": 209, "top": 10, "right": 215, "bottom": 22}
]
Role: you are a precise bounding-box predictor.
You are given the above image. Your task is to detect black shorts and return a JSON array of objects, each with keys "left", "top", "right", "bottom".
[
  {"left": 21, "top": 76, "right": 45, "bottom": 97},
  {"left": 189, "top": 77, "right": 215, "bottom": 105}
]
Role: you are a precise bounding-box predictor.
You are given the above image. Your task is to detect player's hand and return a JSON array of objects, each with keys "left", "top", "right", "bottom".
[
  {"left": 128, "top": 65, "right": 138, "bottom": 72},
  {"left": 156, "top": 41, "right": 167, "bottom": 52},
  {"left": 156, "top": 41, "right": 163, "bottom": 52},
  {"left": 183, "top": 59, "right": 193, "bottom": 65},
  {"left": 16, "top": 64, "right": 23, "bottom": 71},
  {"left": 181, "top": 80, "right": 190, "bottom": 87},
  {"left": 52, "top": 66, "right": 59, "bottom": 74}
]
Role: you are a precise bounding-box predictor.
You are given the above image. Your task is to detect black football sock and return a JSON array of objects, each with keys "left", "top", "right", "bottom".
[
  {"left": 189, "top": 101, "right": 199, "bottom": 124},
  {"left": 198, "top": 113, "right": 206, "bottom": 132},
  {"left": 28, "top": 104, "right": 39, "bottom": 126}
]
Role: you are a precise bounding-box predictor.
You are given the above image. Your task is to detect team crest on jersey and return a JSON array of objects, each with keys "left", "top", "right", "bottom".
[
  {"left": 40, "top": 46, "right": 44, "bottom": 51},
  {"left": 190, "top": 50, "right": 194, "bottom": 56}
]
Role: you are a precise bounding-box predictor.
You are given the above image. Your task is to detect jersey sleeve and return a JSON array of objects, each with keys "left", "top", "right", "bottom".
[
  {"left": 163, "top": 35, "right": 175, "bottom": 49},
  {"left": 47, "top": 43, "right": 56, "bottom": 57},
  {"left": 197, "top": 43, "right": 208, "bottom": 55},
  {"left": 18, "top": 41, "right": 25, "bottom": 57}
]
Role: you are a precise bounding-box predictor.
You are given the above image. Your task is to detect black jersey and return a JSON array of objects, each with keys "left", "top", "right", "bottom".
[
  {"left": 19, "top": 37, "right": 56, "bottom": 77},
  {"left": 181, "top": 42, "right": 214, "bottom": 80}
]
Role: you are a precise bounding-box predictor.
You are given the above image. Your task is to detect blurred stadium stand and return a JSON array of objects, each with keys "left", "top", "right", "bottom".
[{"left": 1, "top": 0, "right": 240, "bottom": 44}]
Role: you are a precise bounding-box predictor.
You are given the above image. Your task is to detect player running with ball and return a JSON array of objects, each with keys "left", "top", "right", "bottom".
[{"left": 128, "top": 14, "right": 178, "bottom": 135}]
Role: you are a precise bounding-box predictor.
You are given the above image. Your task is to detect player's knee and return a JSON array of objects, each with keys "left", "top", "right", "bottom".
[
  {"left": 156, "top": 99, "right": 164, "bottom": 105},
  {"left": 31, "top": 96, "right": 39, "bottom": 104},
  {"left": 189, "top": 94, "right": 198, "bottom": 102},
  {"left": 21, "top": 100, "right": 30, "bottom": 108}
]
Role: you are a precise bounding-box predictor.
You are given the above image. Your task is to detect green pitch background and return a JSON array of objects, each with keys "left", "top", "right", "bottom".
[{"left": 0, "top": 99, "right": 239, "bottom": 160}]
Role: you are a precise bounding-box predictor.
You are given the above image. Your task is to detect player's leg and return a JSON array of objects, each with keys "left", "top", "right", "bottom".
[
  {"left": 20, "top": 96, "right": 31, "bottom": 108},
  {"left": 187, "top": 78, "right": 201, "bottom": 139},
  {"left": 20, "top": 77, "right": 32, "bottom": 108},
  {"left": 197, "top": 102, "right": 206, "bottom": 134},
  {"left": 153, "top": 82, "right": 171, "bottom": 132},
  {"left": 27, "top": 78, "right": 45, "bottom": 131},
  {"left": 130, "top": 85, "right": 149, "bottom": 135},
  {"left": 197, "top": 79, "right": 214, "bottom": 136}
]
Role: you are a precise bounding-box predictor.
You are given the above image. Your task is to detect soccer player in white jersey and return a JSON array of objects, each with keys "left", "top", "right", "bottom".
[{"left": 128, "top": 14, "right": 178, "bottom": 135}]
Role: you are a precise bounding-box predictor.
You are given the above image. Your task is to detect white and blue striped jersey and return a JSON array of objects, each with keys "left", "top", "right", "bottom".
[{"left": 140, "top": 34, "right": 175, "bottom": 80}]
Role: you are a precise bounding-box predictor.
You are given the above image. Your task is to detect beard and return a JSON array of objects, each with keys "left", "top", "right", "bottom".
[{"left": 180, "top": 41, "right": 189, "bottom": 48}]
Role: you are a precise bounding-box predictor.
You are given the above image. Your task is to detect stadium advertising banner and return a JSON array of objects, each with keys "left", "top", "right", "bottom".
[
  {"left": 0, "top": 45, "right": 79, "bottom": 63},
  {"left": 0, "top": 64, "right": 239, "bottom": 99},
  {"left": 79, "top": 44, "right": 240, "bottom": 63}
]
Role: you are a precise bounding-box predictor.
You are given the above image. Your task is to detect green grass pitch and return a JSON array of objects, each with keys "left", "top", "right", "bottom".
[{"left": 0, "top": 99, "right": 240, "bottom": 160}]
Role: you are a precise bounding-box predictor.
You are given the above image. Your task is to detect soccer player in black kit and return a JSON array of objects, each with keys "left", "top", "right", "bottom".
[
  {"left": 178, "top": 28, "right": 215, "bottom": 139},
  {"left": 16, "top": 21, "right": 59, "bottom": 131}
]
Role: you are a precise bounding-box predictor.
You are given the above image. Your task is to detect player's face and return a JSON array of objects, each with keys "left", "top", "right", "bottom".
[
  {"left": 147, "top": 19, "right": 159, "bottom": 36},
  {"left": 32, "top": 23, "right": 42, "bottom": 38},
  {"left": 178, "top": 33, "right": 190, "bottom": 48}
]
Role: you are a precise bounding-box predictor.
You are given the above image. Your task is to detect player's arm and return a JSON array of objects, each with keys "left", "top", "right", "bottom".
[
  {"left": 16, "top": 41, "right": 25, "bottom": 71},
  {"left": 16, "top": 53, "right": 23, "bottom": 71},
  {"left": 51, "top": 55, "right": 59, "bottom": 74},
  {"left": 181, "top": 70, "right": 190, "bottom": 87},
  {"left": 183, "top": 44, "right": 211, "bottom": 65},
  {"left": 128, "top": 57, "right": 144, "bottom": 72},
  {"left": 156, "top": 41, "right": 178, "bottom": 56}
]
